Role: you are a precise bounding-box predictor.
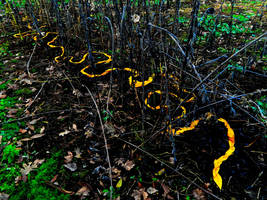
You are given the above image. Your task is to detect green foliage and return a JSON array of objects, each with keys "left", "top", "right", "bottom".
[
  {"left": 102, "top": 110, "right": 113, "bottom": 122},
  {"left": 0, "top": 80, "right": 11, "bottom": 90},
  {"left": 103, "top": 186, "right": 120, "bottom": 199},
  {"left": 0, "top": 164, "right": 21, "bottom": 193},
  {"left": 1, "top": 144, "right": 21, "bottom": 164},
  {"left": 0, "top": 41, "right": 12, "bottom": 57},
  {"left": 15, "top": 88, "right": 33, "bottom": 95},
  {"left": 0, "top": 151, "right": 70, "bottom": 200},
  {"left": 0, "top": 96, "right": 18, "bottom": 109}
]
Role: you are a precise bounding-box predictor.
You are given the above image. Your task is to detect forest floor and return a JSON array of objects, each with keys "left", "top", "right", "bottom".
[{"left": 0, "top": 0, "right": 266, "bottom": 200}]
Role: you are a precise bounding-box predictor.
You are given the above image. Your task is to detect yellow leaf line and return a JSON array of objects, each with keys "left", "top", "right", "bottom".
[{"left": 213, "top": 118, "right": 235, "bottom": 190}]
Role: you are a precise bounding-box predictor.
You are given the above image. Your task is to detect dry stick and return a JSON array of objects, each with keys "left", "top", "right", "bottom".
[
  {"left": 26, "top": 43, "right": 37, "bottom": 76},
  {"left": 117, "top": 137, "right": 222, "bottom": 200},
  {"left": 63, "top": 71, "right": 80, "bottom": 105},
  {"left": 172, "top": 32, "right": 267, "bottom": 117},
  {"left": 82, "top": 84, "right": 113, "bottom": 200},
  {"left": 24, "top": 78, "right": 48, "bottom": 113}
]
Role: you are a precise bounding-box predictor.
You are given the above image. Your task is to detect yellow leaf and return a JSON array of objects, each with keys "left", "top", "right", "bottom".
[
  {"left": 116, "top": 178, "right": 123, "bottom": 188},
  {"left": 155, "top": 168, "right": 165, "bottom": 176}
]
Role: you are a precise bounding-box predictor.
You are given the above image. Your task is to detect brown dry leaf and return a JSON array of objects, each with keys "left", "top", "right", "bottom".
[
  {"left": 50, "top": 174, "right": 58, "bottom": 183},
  {"left": 161, "top": 182, "right": 170, "bottom": 197},
  {"left": 131, "top": 188, "right": 148, "bottom": 200},
  {"left": 57, "top": 115, "right": 67, "bottom": 120},
  {"left": 30, "top": 134, "right": 45, "bottom": 139},
  {"left": 76, "top": 186, "right": 90, "bottom": 197},
  {"left": 20, "top": 78, "right": 32, "bottom": 85},
  {"left": 0, "top": 94, "right": 7, "bottom": 99},
  {"left": 59, "top": 130, "right": 70, "bottom": 136},
  {"left": 131, "top": 189, "right": 141, "bottom": 200},
  {"left": 20, "top": 138, "right": 32, "bottom": 142},
  {"left": 64, "top": 151, "right": 73, "bottom": 163},
  {"left": 33, "top": 159, "right": 45, "bottom": 165},
  {"left": 20, "top": 162, "right": 39, "bottom": 176},
  {"left": 19, "top": 129, "right": 27, "bottom": 134},
  {"left": 29, "top": 118, "right": 42, "bottom": 125},
  {"left": 0, "top": 135, "right": 2, "bottom": 145},
  {"left": 166, "top": 194, "right": 174, "bottom": 200},
  {"left": 72, "top": 124, "right": 78, "bottom": 131},
  {"left": 25, "top": 98, "right": 33, "bottom": 107},
  {"left": 28, "top": 124, "right": 35, "bottom": 131},
  {"left": 124, "top": 160, "right": 135, "bottom": 171},
  {"left": 192, "top": 188, "right": 206, "bottom": 200}
]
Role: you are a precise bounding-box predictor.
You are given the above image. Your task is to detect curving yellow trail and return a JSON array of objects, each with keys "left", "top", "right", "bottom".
[
  {"left": 14, "top": 20, "right": 235, "bottom": 190},
  {"left": 213, "top": 118, "right": 235, "bottom": 190},
  {"left": 168, "top": 117, "right": 235, "bottom": 189}
]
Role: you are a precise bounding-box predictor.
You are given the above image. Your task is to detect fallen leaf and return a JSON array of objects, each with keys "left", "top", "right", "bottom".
[
  {"left": 74, "top": 148, "right": 82, "bottom": 158},
  {"left": 161, "top": 182, "right": 170, "bottom": 197},
  {"left": 124, "top": 160, "right": 135, "bottom": 171},
  {"left": 64, "top": 163, "right": 77, "bottom": 171},
  {"left": 30, "top": 134, "right": 45, "bottom": 139},
  {"left": 20, "top": 78, "right": 32, "bottom": 85},
  {"left": 59, "top": 130, "right": 70, "bottom": 136},
  {"left": 0, "top": 94, "right": 7, "bottom": 99},
  {"left": 40, "top": 126, "right": 45, "bottom": 134},
  {"left": 76, "top": 186, "right": 89, "bottom": 196},
  {"left": 33, "top": 159, "right": 45, "bottom": 165},
  {"left": 155, "top": 168, "right": 165, "bottom": 176},
  {"left": 20, "top": 162, "right": 39, "bottom": 176},
  {"left": 28, "top": 124, "right": 35, "bottom": 131},
  {"left": 19, "top": 129, "right": 27, "bottom": 134},
  {"left": 25, "top": 98, "right": 33, "bottom": 107},
  {"left": 0, "top": 136, "right": 2, "bottom": 144},
  {"left": 20, "top": 138, "right": 32, "bottom": 141},
  {"left": 116, "top": 178, "right": 123, "bottom": 188},
  {"left": 72, "top": 124, "right": 78, "bottom": 131},
  {"left": 64, "top": 151, "right": 73, "bottom": 163},
  {"left": 147, "top": 187, "right": 158, "bottom": 194},
  {"left": 84, "top": 129, "right": 93, "bottom": 138},
  {"left": 50, "top": 174, "right": 58, "bottom": 183},
  {"left": 192, "top": 188, "right": 206, "bottom": 200},
  {"left": 29, "top": 118, "right": 40, "bottom": 125}
]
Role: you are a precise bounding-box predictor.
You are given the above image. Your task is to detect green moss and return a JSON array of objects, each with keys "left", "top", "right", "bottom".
[
  {"left": 0, "top": 80, "right": 11, "bottom": 90},
  {"left": 1, "top": 144, "right": 21, "bottom": 164},
  {"left": 1, "top": 151, "right": 70, "bottom": 200},
  {"left": 15, "top": 88, "right": 33, "bottom": 95}
]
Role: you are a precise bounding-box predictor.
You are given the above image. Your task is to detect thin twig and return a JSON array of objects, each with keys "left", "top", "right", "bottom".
[
  {"left": 82, "top": 84, "right": 113, "bottom": 200},
  {"left": 26, "top": 43, "right": 37, "bottom": 76}
]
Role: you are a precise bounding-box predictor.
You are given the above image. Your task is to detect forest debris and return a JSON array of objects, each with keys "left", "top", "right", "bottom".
[
  {"left": 64, "top": 151, "right": 73, "bottom": 163},
  {"left": 192, "top": 188, "right": 206, "bottom": 200},
  {"left": 59, "top": 130, "right": 70, "bottom": 136},
  {"left": 124, "top": 160, "right": 135, "bottom": 171},
  {"left": 147, "top": 187, "right": 158, "bottom": 194},
  {"left": 76, "top": 186, "right": 90, "bottom": 197},
  {"left": 64, "top": 163, "right": 77, "bottom": 171}
]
